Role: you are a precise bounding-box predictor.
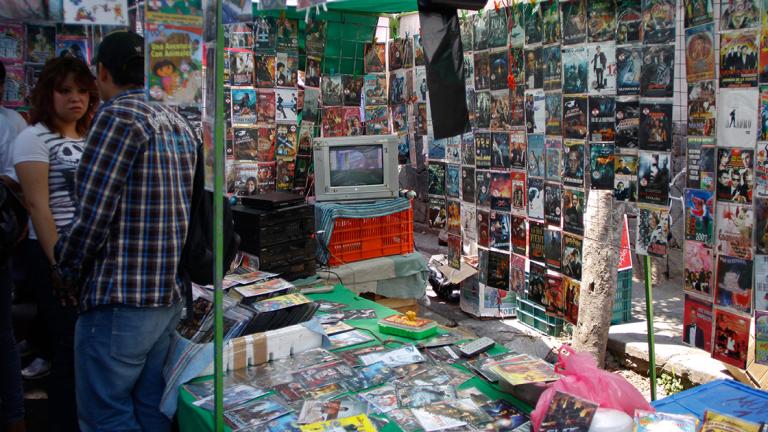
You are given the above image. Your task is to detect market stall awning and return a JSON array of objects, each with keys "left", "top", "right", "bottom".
[{"left": 324, "top": 0, "right": 418, "bottom": 14}]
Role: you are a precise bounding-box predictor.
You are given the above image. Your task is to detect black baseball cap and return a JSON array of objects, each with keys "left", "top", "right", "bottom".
[{"left": 92, "top": 31, "right": 144, "bottom": 72}]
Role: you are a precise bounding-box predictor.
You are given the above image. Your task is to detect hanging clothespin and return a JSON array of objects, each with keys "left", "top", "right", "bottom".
[
  {"left": 305, "top": 8, "right": 311, "bottom": 23},
  {"left": 494, "top": 0, "right": 500, "bottom": 12},
  {"left": 279, "top": 9, "right": 286, "bottom": 24}
]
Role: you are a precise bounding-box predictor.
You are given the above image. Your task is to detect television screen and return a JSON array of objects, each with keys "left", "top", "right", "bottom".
[{"left": 329, "top": 145, "right": 385, "bottom": 187}]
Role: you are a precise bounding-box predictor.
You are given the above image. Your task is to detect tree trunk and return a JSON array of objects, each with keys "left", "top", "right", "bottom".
[{"left": 572, "top": 189, "right": 618, "bottom": 368}]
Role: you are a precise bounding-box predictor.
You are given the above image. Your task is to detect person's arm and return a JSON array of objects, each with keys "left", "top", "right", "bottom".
[
  {"left": 55, "top": 107, "right": 144, "bottom": 280},
  {"left": 16, "top": 162, "right": 58, "bottom": 263}
]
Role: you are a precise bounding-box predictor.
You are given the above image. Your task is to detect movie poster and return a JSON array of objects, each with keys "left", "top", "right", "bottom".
[
  {"left": 525, "top": 90, "right": 546, "bottom": 134},
  {"left": 341, "top": 75, "right": 363, "bottom": 106},
  {"left": 275, "top": 53, "right": 298, "bottom": 88},
  {"left": 487, "top": 8, "right": 507, "bottom": 49},
  {"left": 477, "top": 210, "right": 489, "bottom": 247},
  {"left": 391, "top": 104, "right": 407, "bottom": 135},
  {"left": 616, "top": 97, "right": 640, "bottom": 149},
  {"left": 446, "top": 164, "right": 460, "bottom": 198},
  {"left": 686, "top": 137, "right": 716, "bottom": 191},
  {"left": 364, "top": 42, "right": 385, "bottom": 74},
  {"left": 527, "top": 134, "right": 545, "bottom": 179},
  {"left": 524, "top": 47, "right": 543, "bottom": 90},
  {"left": 462, "top": 167, "right": 475, "bottom": 204},
  {"left": 254, "top": 54, "right": 275, "bottom": 88},
  {"left": 682, "top": 294, "right": 713, "bottom": 352},
  {"left": 528, "top": 261, "right": 547, "bottom": 305},
  {"left": 756, "top": 255, "right": 768, "bottom": 311},
  {"left": 614, "top": 154, "right": 638, "bottom": 201},
  {"left": 475, "top": 132, "right": 491, "bottom": 168},
  {"left": 389, "top": 70, "right": 406, "bottom": 105},
  {"left": 720, "top": 30, "right": 759, "bottom": 88},
  {"left": 528, "top": 177, "right": 545, "bottom": 221},
  {"left": 363, "top": 74, "right": 387, "bottom": 107},
  {"left": 684, "top": 240, "right": 714, "bottom": 297},
  {"left": 545, "top": 274, "right": 564, "bottom": 317},
  {"left": 231, "top": 88, "right": 257, "bottom": 125},
  {"left": 590, "top": 143, "right": 615, "bottom": 190},
  {"left": 560, "top": 277, "right": 579, "bottom": 324},
  {"left": 718, "top": 88, "right": 759, "bottom": 150},
  {"left": 253, "top": 16, "right": 276, "bottom": 51},
  {"left": 511, "top": 215, "right": 527, "bottom": 255},
  {"left": 523, "top": 1, "right": 543, "bottom": 44},
  {"left": 447, "top": 234, "right": 462, "bottom": 270},
  {"left": 636, "top": 204, "right": 670, "bottom": 257},
  {"left": 529, "top": 221, "right": 546, "bottom": 262},
  {"left": 721, "top": 0, "right": 759, "bottom": 31},
  {"left": 562, "top": 46, "right": 588, "bottom": 95},
  {"left": 429, "top": 198, "right": 447, "bottom": 229},
  {"left": 639, "top": 100, "right": 672, "bottom": 151},
  {"left": 544, "top": 229, "right": 562, "bottom": 271},
  {"left": 641, "top": 0, "right": 675, "bottom": 44},
  {"left": 461, "top": 132, "right": 475, "bottom": 166},
  {"left": 275, "top": 123, "right": 297, "bottom": 159},
  {"left": 474, "top": 51, "right": 490, "bottom": 91},
  {"left": 63, "top": 0, "right": 129, "bottom": 25},
  {"left": 509, "top": 131, "right": 526, "bottom": 170},
  {"left": 589, "top": 96, "right": 616, "bottom": 142},
  {"left": 365, "top": 106, "right": 389, "bottom": 135},
  {"left": 541, "top": 46, "right": 562, "bottom": 92},
  {"left": 428, "top": 162, "right": 446, "bottom": 196},
  {"left": 305, "top": 17, "right": 326, "bottom": 56},
  {"left": 416, "top": 103, "right": 428, "bottom": 136},
  {"left": 756, "top": 311, "right": 768, "bottom": 366},
  {"left": 491, "top": 133, "right": 510, "bottom": 170},
  {"left": 686, "top": 24, "right": 715, "bottom": 82},
  {"left": 488, "top": 250, "right": 511, "bottom": 290},
  {"left": 563, "top": 96, "right": 588, "bottom": 140},
  {"left": 641, "top": 45, "right": 674, "bottom": 97},
  {"left": 758, "top": 198, "right": 768, "bottom": 253},
  {"left": 616, "top": 46, "right": 642, "bottom": 96},
  {"left": 473, "top": 12, "right": 488, "bottom": 51},
  {"left": 491, "top": 172, "right": 512, "bottom": 212},
  {"left": 146, "top": 23, "right": 203, "bottom": 106},
  {"left": 717, "top": 254, "right": 754, "bottom": 316},
  {"left": 2, "top": 64, "right": 24, "bottom": 108},
  {"left": 511, "top": 171, "right": 527, "bottom": 217},
  {"left": 713, "top": 308, "right": 749, "bottom": 369},
  {"left": 463, "top": 204, "right": 478, "bottom": 249},
  {"left": 233, "top": 128, "right": 259, "bottom": 161},
  {"left": 543, "top": 182, "right": 563, "bottom": 226},
  {"left": 276, "top": 159, "right": 295, "bottom": 191},
  {"left": 510, "top": 254, "right": 526, "bottom": 295},
  {"left": 716, "top": 147, "right": 753, "bottom": 204},
  {"left": 274, "top": 89, "right": 298, "bottom": 122},
  {"left": 476, "top": 91, "right": 491, "bottom": 129},
  {"left": 586, "top": 0, "right": 616, "bottom": 42},
  {"left": 25, "top": 25, "right": 55, "bottom": 64},
  {"left": 389, "top": 39, "right": 403, "bottom": 71},
  {"left": 545, "top": 93, "right": 563, "bottom": 136},
  {"left": 228, "top": 49, "right": 255, "bottom": 87},
  {"left": 617, "top": 0, "right": 642, "bottom": 44},
  {"left": 638, "top": 150, "right": 671, "bottom": 205},
  {"left": 563, "top": 139, "right": 585, "bottom": 187},
  {"left": 716, "top": 202, "right": 754, "bottom": 260},
  {"left": 587, "top": 43, "right": 616, "bottom": 95},
  {"left": 761, "top": 26, "right": 768, "bottom": 83},
  {"left": 685, "top": 189, "right": 714, "bottom": 245},
  {"left": 447, "top": 200, "right": 461, "bottom": 235},
  {"left": 684, "top": 0, "right": 713, "bottom": 28},
  {"left": 562, "top": 188, "right": 585, "bottom": 236},
  {"left": 488, "top": 49, "right": 508, "bottom": 92},
  {"left": 562, "top": 233, "right": 583, "bottom": 280},
  {"left": 688, "top": 81, "right": 717, "bottom": 137},
  {"left": 561, "top": 0, "right": 587, "bottom": 45},
  {"left": 545, "top": 137, "right": 562, "bottom": 182},
  {"left": 477, "top": 170, "right": 492, "bottom": 207},
  {"left": 490, "top": 211, "right": 511, "bottom": 251},
  {"left": 511, "top": 88, "right": 526, "bottom": 128},
  {"left": 491, "top": 90, "right": 512, "bottom": 130},
  {"left": 322, "top": 74, "right": 343, "bottom": 106}
]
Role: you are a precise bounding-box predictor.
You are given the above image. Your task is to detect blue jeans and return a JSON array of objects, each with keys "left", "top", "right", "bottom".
[
  {"left": 75, "top": 303, "right": 182, "bottom": 432},
  {"left": 0, "top": 263, "right": 24, "bottom": 426}
]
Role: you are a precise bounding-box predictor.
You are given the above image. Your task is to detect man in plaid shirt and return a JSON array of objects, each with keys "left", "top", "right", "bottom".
[{"left": 54, "top": 31, "right": 197, "bottom": 431}]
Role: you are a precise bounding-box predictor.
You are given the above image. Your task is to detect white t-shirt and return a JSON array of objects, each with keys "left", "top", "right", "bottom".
[
  {"left": 0, "top": 107, "right": 27, "bottom": 177},
  {"left": 13, "top": 123, "right": 85, "bottom": 239}
]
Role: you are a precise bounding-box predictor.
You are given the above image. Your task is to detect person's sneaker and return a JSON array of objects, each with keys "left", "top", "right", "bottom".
[
  {"left": 16, "top": 340, "right": 32, "bottom": 357},
  {"left": 21, "top": 358, "right": 51, "bottom": 380}
]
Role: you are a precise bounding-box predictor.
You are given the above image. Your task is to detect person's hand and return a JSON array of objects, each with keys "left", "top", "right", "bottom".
[{"left": 50, "top": 264, "right": 78, "bottom": 307}]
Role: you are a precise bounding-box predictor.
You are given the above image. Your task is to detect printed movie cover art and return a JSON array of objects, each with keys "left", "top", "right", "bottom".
[
  {"left": 490, "top": 172, "right": 512, "bottom": 212},
  {"left": 414, "top": 35, "right": 425, "bottom": 67},
  {"left": 545, "top": 182, "right": 562, "bottom": 226},
  {"left": 429, "top": 198, "right": 447, "bottom": 229},
  {"left": 321, "top": 74, "right": 343, "bottom": 107},
  {"left": 231, "top": 87, "right": 257, "bottom": 125},
  {"left": 684, "top": 0, "right": 713, "bottom": 28},
  {"left": 545, "top": 137, "right": 562, "bottom": 182},
  {"left": 637, "top": 150, "right": 671, "bottom": 205},
  {"left": 491, "top": 89, "right": 512, "bottom": 130},
  {"left": 758, "top": 311, "right": 768, "bottom": 365},
  {"left": 562, "top": 46, "right": 588, "bottom": 94},
  {"left": 489, "top": 49, "right": 509, "bottom": 92},
  {"left": 717, "top": 88, "right": 758, "bottom": 148},
  {"left": 614, "top": 154, "right": 638, "bottom": 201},
  {"left": 475, "top": 132, "right": 492, "bottom": 169},
  {"left": 716, "top": 147, "right": 754, "bottom": 204},
  {"left": 487, "top": 8, "right": 507, "bottom": 49},
  {"left": 716, "top": 202, "right": 754, "bottom": 260},
  {"left": 561, "top": 0, "right": 587, "bottom": 45},
  {"left": 428, "top": 162, "right": 446, "bottom": 196},
  {"left": 528, "top": 261, "right": 547, "bottom": 305},
  {"left": 511, "top": 171, "right": 527, "bottom": 217},
  {"left": 617, "top": 0, "right": 642, "bottom": 44},
  {"left": 446, "top": 164, "right": 460, "bottom": 199},
  {"left": 447, "top": 200, "right": 461, "bottom": 235},
  {"left": 563, "top": 96, "right": 588, "bottom": 140},
  {"left": 641, "top": 0, "right": 675, "bottom": 44},
  {"left": 588, "top": 0, "right": 616, "bottom": 42},
  {"left": 562, "top": 233, "right": 583, "bottom": 281},
  {"left": 524, "top": 1, "right": 543, "bottom": 45},
  {"left": 540, "top": 392, "right": 597, "bottom": 432},
  {"left": 255, "top": 53, "right": 276, "bottom": 88},
  {"left": 682, "top": 294, "right": 713, "bottom": 352},
  {"left": 511, "top": 215, "right": 527, "bottom": 255},
  {"left": 26, "top": 25, "right": 55, "bottom": 64},
  {"left": 529, "top": 221, "right": 546, "bottom": 262},
  {"left": 641, "top": 45, "right": 674, "bottom": 97},
  {"left": 363, "top": 74, "right": 387, "bottom": 106},
  {"left": 562, "top": 188, "right": 585, "bottom": 236},
  {"left": 462, "top": 166, "right": 475, "bottom": 204},
  {"left": 274, "top": 88, "right": 297, "bottom": 122},
  {"left": 305, "top": 17, "right": 326, "bottom": 56},
  {"left": 510, "top": 131, "right": 526, "bottom": 170},
  {"left": 543, "top": 45, "right": 562, "bottom": 92},
  {"left": 589, "top": 96, "right": 616, "bottom": 142},
  {"left": 365, "top": 105, "right": 389, "bottom": 136},
  {"left": 321, "top": 106, "right": 344, "bottom": 137},
  {"left": 491, "top": 132, "right": 510, "bottom": 170},
  {"left": 563, "top": 139, "right": 585, "bottom": 187},
  {"left": 528, "top": 177, "right": 544, "bottom": 221},
  {"left": 146, "top": 23, "right": 203, "bottom": 105},
  {"left": 473, "top": 12, "right": 488, "bottom": 51},
  {"left": 461, "top": 132, "right": 475, "bottom": 166},
  {"left": 590, "top": 143, "right": 615, "bottom": 190},
  {"left": 757, "top": 197, "right": 768, "bottom": 253},
  {"left": 275, "top": 123, "right": 297, "bottom": 160},
  {"left": 545, "top": 92, "right": 563, "bottom": 136},
  {"left": 686, "top": 136, "right": 716, "bottom": 191},
  {"left": 476, "top": 91, "right": 491, "bottom": 129},
  {"left": 487, "top": 250, "right": 511, "bottom": 289},
  {"left": 588, "top": 42, "right": 616, "bottom": 95},
  {"left": 685, "top": 240, "right": 714, "bottom": 297},
  {"left": 474, "top": 50, "right": 490, "bottom": 91},
  {"left": 686, "top": 23, "right": 715, "bottom": 82},
  {"left": 616, "top": 97, "right": 640, "bottom": 149},
  {"left": 713, "top": 308, "right": 749, "bottom": 369},
  {"left": 685, "top": 189, "right": 714, "bottom": 245},
  {"left": 688, "top": 81, "right": 717, "bottom": 137},
  {"left": 389, "top": 70, "right": 406, "bottom": 105},
  {"left": 639, "top": 100, "right": 672, "bottom": 151},
  {"left": 525, "top": 90, "right": 546, "bottom": 134},
  {"left": 364, "top": 42, "right": 385, "bottom": 74},
  {"left": 544, "top": 228, "right": 562, "bottom": 271},
  {"left": 527, "top": 134, "right": 546, "bottom": 179},
  {"left": 525, "top": 47, "right": 544, "bottom": 92},
  {"left": 477, "top": 209, "right": 490, "bottom": 247},
  {"left": 490, "top": 211, "right": 511, "bottom": 252},
  {"left": 563, "top": 277, "right": 581, "bottom": 325},
  {"left": 507, "top": 3, "right": 525, "bottom": 47},
  {"left": 617, "top": 46, "right": 642, "bottom": 96},
  {"left": 389, "top": 38, "right": 403, "bottom": 71},
  {"left": 636, "top": 204, "right": 670, "bottom": 257},
  {"left": 757, "top": 256, "right": 768, "bottom": 314},
  {"left": 720, "top": 30, "right": 759, "bottom": 88},
  {"left": 545, "top": 274, "right": 564, "bottom": 317},
  {"left": 721, "top": 0, "right": 759, "bottom": 30}
]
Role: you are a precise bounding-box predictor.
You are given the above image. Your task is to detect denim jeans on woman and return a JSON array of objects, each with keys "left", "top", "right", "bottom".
[{"left": 75, "top": 302, "right": 182, "bottom": 432}]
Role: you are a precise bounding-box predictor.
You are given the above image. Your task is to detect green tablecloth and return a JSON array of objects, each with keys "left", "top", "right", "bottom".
[{"left": 177, "top": 284, "right": 532, "bottom": 431}]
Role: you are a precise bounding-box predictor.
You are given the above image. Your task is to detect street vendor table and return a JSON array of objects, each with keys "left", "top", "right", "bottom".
[{"left": 177, "top": 284, "right": 533, "bottom": 431}]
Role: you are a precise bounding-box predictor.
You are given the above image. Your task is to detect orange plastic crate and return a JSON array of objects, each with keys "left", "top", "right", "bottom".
[{"left": 326, "top": 205, "right": 414, "bottom": 266}]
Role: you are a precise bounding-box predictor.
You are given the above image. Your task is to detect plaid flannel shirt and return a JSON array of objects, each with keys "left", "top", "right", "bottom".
[{"left": 55, "top": 89, "right": 198, "bottom": 311}]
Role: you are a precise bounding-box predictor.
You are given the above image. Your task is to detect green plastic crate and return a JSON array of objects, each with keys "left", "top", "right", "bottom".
[
  {"left": 515, "top": 296, "right": 564, "bottom": 337},
  {"left": 612, "top": 270, "right": 633, "bottom": 325}
]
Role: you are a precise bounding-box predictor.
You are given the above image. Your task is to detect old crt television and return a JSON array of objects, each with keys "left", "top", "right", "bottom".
[{"left": 313, "top": 135, "right": 399, "bottom": 202}]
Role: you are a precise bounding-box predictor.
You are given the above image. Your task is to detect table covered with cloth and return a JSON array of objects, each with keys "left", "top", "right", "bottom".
[{"left": 176, "top": 284, "right": 532, "bottom": 431}]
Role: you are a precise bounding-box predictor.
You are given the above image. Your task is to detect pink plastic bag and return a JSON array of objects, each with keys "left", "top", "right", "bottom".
[{"left": 530, "top": 344, "right": 652, "bottom": 431}]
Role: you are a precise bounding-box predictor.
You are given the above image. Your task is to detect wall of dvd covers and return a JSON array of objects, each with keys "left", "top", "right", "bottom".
[{"left": 419, "top": 0, "right": 766, "bottom": 370}]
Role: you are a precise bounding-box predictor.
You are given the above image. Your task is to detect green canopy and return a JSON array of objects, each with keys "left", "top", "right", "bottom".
[{"left": 324, "top": 0, "right": 418, "bottom": 14}]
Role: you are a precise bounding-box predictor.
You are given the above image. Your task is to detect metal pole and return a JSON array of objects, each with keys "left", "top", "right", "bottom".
[
  {"left": 213, "top": 0, "right": 226, "bottom": 429},
  {"left": 643, "top": 255, "right": 657, "bottom": 401}
]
